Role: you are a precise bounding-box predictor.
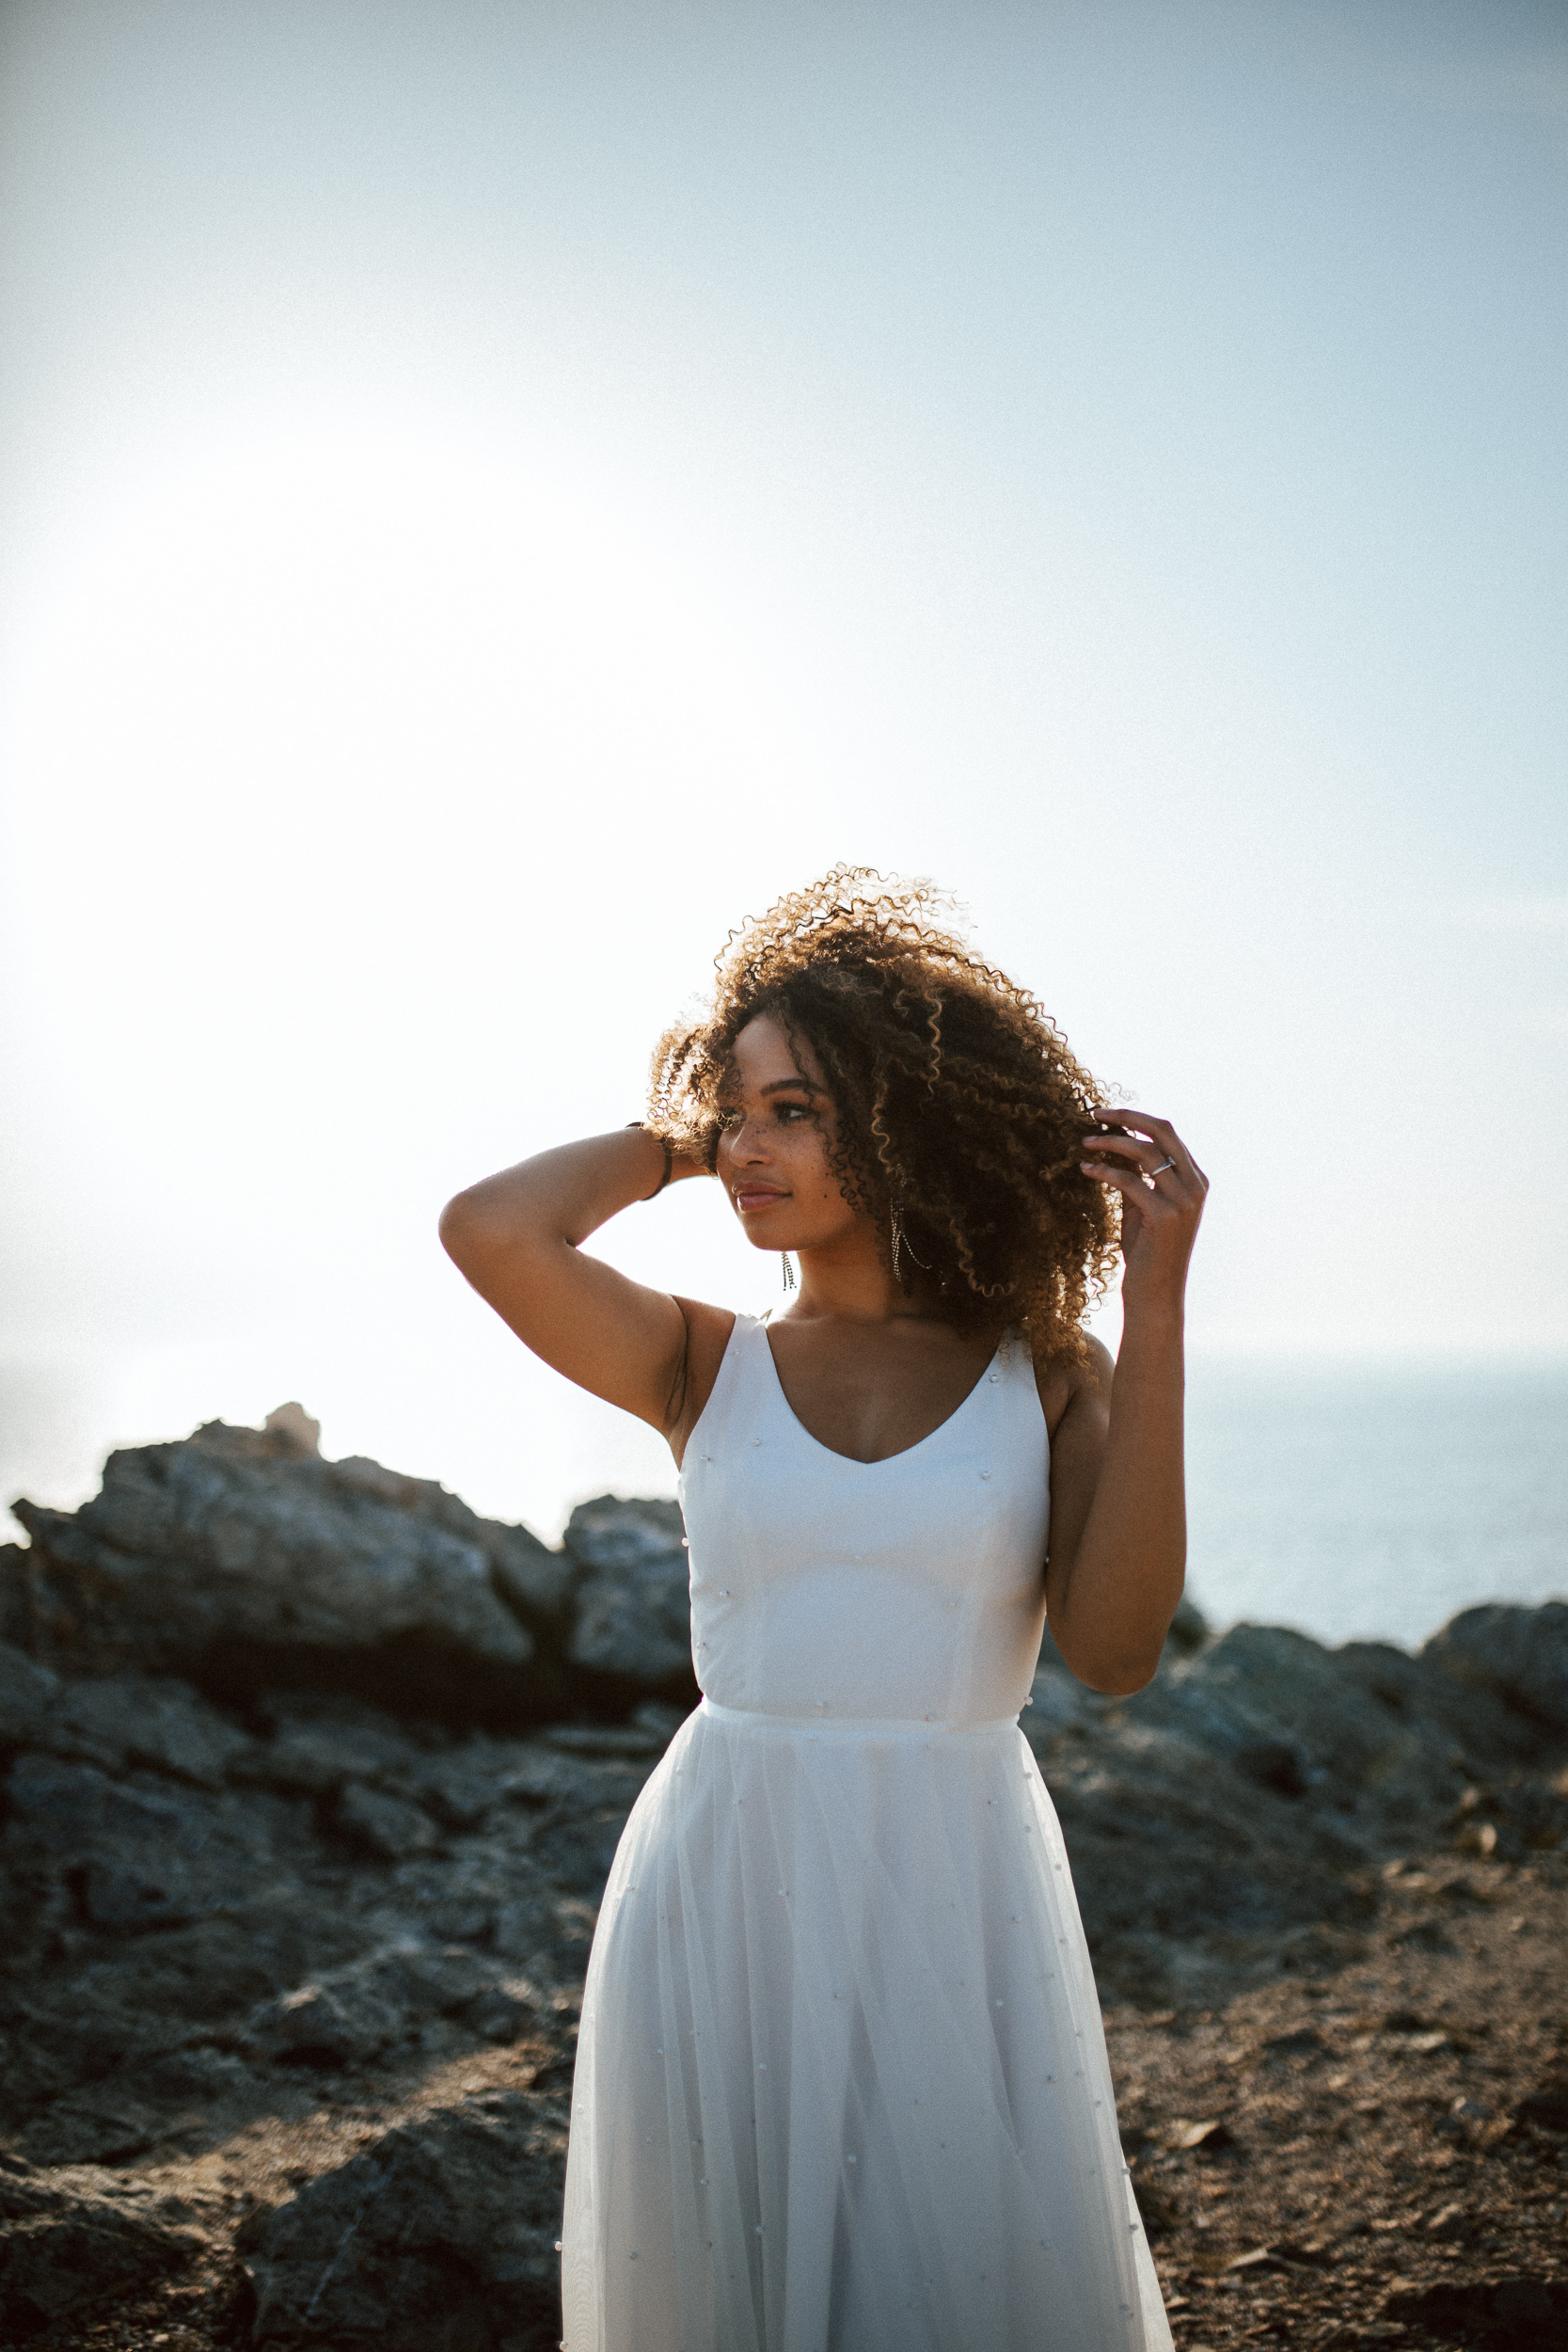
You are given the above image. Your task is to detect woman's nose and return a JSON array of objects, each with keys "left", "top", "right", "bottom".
[{"left": 727, "top": 1118, "right": 769, "bottom": 1161}]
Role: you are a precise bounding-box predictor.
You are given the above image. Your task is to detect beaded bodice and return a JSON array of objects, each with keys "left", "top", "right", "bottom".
[{"left": 678, "top": 1316, "right": 1052, "bottom": 1726}]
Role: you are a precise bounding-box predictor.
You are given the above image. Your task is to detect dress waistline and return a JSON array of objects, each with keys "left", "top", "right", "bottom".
[{"left": 697, "top": 1696, "right": 1019, "bottom": 1741}]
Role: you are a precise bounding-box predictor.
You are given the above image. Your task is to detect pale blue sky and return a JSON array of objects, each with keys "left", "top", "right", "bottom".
[{"left": 1, "top": 0, "right": 1563, "bottom": 1542}]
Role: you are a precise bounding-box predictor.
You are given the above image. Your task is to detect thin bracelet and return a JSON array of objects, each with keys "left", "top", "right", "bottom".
[{"left": 626, "top": 1121, "right": 674, "bottom": 1200}]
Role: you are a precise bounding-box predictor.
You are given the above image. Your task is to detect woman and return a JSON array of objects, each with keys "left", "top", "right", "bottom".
[{"left": 440, "top": 870, "right": 1204, "bottom": 2352}]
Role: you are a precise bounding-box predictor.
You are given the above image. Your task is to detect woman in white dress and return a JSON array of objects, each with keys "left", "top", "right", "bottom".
[{"left": 441, "top": 870, "right": 1205, "bottom": 2352}]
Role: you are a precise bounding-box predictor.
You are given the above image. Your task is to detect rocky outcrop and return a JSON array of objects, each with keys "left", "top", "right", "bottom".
[
  {"left": 3, "top": 1413, "right": 692, "bottom": 1725},
  {"left": 0, "top": 2159, "right": 219, "bottom": 2338},
  {"left": 1, "top": 1410, "right": 1564, "bottom": 2347},
  {"left": 245, "top": 2091, "right": 565, "bottom": 2349},
  {"left": 1422, "top": 1599, "right": 1568, "bottom": 1735},
  {"left": 1031, "top": 1610, "right": 1568, "bottom": 2001},
  {"left": 561, "top": 1494, "right": 692, "bottom": 1684}
]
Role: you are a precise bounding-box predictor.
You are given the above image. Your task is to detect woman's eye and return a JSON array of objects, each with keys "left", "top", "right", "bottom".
[{"left": 718, "top": 1100, "right": 810, "bottom": 1130}]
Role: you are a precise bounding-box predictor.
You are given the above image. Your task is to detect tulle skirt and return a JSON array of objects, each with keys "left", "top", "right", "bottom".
[{"left": 560, "top": 1701, "right": 1172, "bottom": 2352}]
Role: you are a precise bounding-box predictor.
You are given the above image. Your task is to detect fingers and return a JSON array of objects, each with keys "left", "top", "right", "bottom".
[
  {"left": 1079, "top": 1157, "right": 1181, "bottom": 1208},
  {"left": 1085, "top": 1108, "right": 1208, "bottom": 1194},
  {"left": 1087, "top": 1108, "right": 1180, "bottom": 1152},
  {"left": 1082, "top": 1127, "right": 1166, "bottom": 1176},
  {"left": 1080, "top": 1129, "right": 1181, "bottom": 1195}
]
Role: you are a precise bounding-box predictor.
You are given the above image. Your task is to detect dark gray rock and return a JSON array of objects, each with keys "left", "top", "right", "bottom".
[
  {"left": 244, "top": 1943, "right": 539, "bottom": 2070},
  {"left": 245, "top": 1964, "right": 413, "bottom": 2071},
  {"left": 0, "top": 1641, "right": 57, "bottom": 1749},
  {"left": 4, "top": 1754, "right": 278, "bottom": 1932},
  {"left": 234, "top": 1712, "right": 425, "bottom": 1793},
  {"left": 1033, "top": 1708, "right": 1377, "bottom": 2004},
  {"left": 562, "top": 1495, "right": 694, "bottom": 1685},
  {"left": 1423, "top": 1599, "right": 1568, "bottom": 1734},
  {"left": 40, "top": 1672, "right": 255, "bottom": 1786},
  {"left": 0, "top": 1886, "right": 388, "bottom": 2141},
  {"left": 1127, "top": 1618, "right": 1552, "bottom": 1820},
  {"left": 8, "top": 1421, "right": 540, "bottom": 1718},
  {"left": 1023, "top": 1603, "right": 1568, "bottom": 2004},
  {"left": 415, "top": 1749, "right": 510, "bottom": 1829},
  {"left": 1141, "top": 1622, "right": 1406, "bottom": 1804},
  {"left": 64, "top": 1899, "right": 357, "bottom": 2029},
  {"left": 1, "top": 1414, "right": 603, "bottom": 1723},
  {"left": 0, "top": 1546, "right": 36, "bottom": 1650},
  {"left": 19, "top": 2084, "right": 166, "bottom": 2168},
  {"left": 333, "top": 1781, "right": 441, "bottom": 1859},
  {"left": 245, "top": 2090, "right": 565, "bottom": 2348},
  {"left": 20, "top": 2044, "right": 260, "bottom": 2167},
  {"left": 0, "top": 2156, "right": 214, "bottom": 2333},
  {"left": 1336, "top": 1635, "right": 1525, "bottom": 1742},
  {"left": 327, "top": 1453, "right": 576, "bottom": 1620}
]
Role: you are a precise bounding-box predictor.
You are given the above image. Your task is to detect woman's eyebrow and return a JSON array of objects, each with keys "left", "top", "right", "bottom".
[{"left": 760, "top": 1078, "right": 819, "bottom": 1096}]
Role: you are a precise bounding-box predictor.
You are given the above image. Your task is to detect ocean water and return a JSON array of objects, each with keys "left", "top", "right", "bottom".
[{"left": 1183, "top": 1356, "right": 1568, "bottom": 1651}]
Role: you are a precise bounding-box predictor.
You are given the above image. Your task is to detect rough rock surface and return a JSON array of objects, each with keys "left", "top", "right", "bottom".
[
  {"left": 1, "top": 1413, "right": 1564, "bottom": 2347},
  {"left": 245, "top": 2091, "right": 566, "bottom": 2349},
  {"left": 3, "top": 1417, "right": 689, "bottom": 1724},
  {"left": 1422, "top": 1601, "right": 1568, "bottom": 1738},
  {"left": 561, "top": 1493, "right": 693, "bottom": 1686},
  {"left": 0, "top": 2160, "right": 219, "bottom": 2337}
]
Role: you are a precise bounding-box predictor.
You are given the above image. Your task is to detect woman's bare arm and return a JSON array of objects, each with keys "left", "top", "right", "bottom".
[
  {"left": 1042, "top": 1321, "right": 1186, "bottom": 1693},
  {"left": 1040, "top": 1110, "right": 1207, "bottom": 1695},
  {"left": 438, "top": 1131, "right": 712, "bottom": 1432}
]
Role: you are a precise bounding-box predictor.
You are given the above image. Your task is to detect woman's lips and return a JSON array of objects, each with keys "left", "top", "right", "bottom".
[{"left": 735, "top": 1187, "right": 788, "bottom": 1212}]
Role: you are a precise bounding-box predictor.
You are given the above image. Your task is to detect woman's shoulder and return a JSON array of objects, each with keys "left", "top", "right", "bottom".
[
  {"left": 1026, "top": 1323, "right": 1114, "bottom": 1440},
  {"left": 670, "top": 1297, "right": 744, "bottom": 1455}
]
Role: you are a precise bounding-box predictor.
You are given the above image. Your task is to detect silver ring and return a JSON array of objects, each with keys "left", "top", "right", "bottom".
[{"left": 1149, "top": 1155, "right": 1176, "bottom": 1175}]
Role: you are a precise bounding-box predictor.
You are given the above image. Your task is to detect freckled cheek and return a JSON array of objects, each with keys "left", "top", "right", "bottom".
[
  {"left": 717, "top": 1124, "right": 842, "bottom": 1202},
  {"left": 798, "top": 1147, "right": 853, "bottom": 1213},
  {"left": 789, "top": 1134, "right": 835, "bottom": 1187}
]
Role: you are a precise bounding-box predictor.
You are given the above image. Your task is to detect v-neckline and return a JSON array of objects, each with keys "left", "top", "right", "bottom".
[{"left": 758, "top": 1321, "right": 1004, "bottom": 1469}]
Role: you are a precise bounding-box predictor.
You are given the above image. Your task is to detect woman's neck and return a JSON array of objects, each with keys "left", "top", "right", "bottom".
[{"left": 787, "top": 1227, "right": 944, "bottom": 1327}]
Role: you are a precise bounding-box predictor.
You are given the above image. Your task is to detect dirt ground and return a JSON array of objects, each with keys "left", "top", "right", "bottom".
[
  {"left": 1114, "top": 1851, "right": 1568, "bottom": 2350},
  {"left": 14, "top": 1849, "right": 1567, "bottom": 2352}
]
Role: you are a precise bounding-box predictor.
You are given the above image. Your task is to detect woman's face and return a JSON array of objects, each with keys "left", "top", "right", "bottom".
[{"left": 715, "top": 1013, "right": 863, "bottom": 1255}]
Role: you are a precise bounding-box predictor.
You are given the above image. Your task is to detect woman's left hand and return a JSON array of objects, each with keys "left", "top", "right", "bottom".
[{"left": 1081, "top": 1110, "right": 1208, "bottom": 1318}]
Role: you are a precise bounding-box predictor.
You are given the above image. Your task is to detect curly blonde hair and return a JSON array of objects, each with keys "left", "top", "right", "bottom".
[{"left": 647, "top": 867, "right": 1119, "bottom": 1360}]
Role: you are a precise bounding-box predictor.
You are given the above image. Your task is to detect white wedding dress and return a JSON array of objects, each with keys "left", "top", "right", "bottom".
[{"left": 560, "top": 1315, "right": 1172, "bottom": 2351}]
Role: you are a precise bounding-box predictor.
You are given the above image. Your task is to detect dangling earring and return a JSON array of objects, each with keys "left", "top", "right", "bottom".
[
  {"left": 891, "top": 1206, "right": 928, "bottom": 1294},
  {"left": 781, "top": 1252, "right": 795, "bottom": 1291}
]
